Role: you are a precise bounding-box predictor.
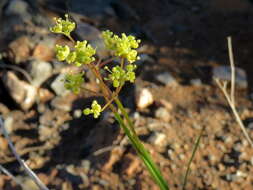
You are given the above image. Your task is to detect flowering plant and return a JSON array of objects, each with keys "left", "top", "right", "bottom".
[{"left": 50, "top": 14, "right": 169, "bottom": 190}]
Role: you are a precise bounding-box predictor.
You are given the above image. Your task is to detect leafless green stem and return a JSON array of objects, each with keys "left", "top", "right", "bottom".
[{"left": 182, "top": 127, "right": 204, "bottom": 190}]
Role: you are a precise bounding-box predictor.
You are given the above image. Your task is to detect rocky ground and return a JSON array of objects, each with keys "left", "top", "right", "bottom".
[{"left": 0, "top": 0, "right": 253, "bottom": 189}]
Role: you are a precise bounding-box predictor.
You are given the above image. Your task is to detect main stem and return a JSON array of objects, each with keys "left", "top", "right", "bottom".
[
  {"left": 87, "top": 60, "right": 169, "bottom": 190},
  {"left": 113, "top": 98, "right": 169, "bottom": 190}
]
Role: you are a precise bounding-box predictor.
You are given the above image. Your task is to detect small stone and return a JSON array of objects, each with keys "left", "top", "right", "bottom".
[
  {"left": 38, "top": 88, "right": 54, "bottom": 103},
  {"left": 4, "top": 0, "right": 30, "bottom": 19},
  {"left": 158, "top": 99, "right": 173, "bottom": 111},
  {"left": 218, "top": 163, "right": 225, "bottom": 171},
  {"left": 98, "top": 179, "right": 109, "bottom": 187},
  {"left": 26, "top": 154, "right": 49, "bottom": 169},
  {"left": 50, "top": 94, "right": 76, "bottom": 112},
  {"left": 123, "top": 154, "right": 140, "bottom": 176},
  {"left": 167, "top": 149, "right": 174, "bottom": 159},
  {"left": 148, "top": 132, "right": 167, "bottom": 147},
  {"left": 50, "top": 74, "right": 69, "bottom": 96},
  {"left": 79, "top": 173, "right": 89, "bottom": 187},
  {"left": 247, "top": 122, "right": 253, "bottom": 129},
  {"left": 32, "top": 42, "right": 54, "bottom": 62},
  {"left": 81, "top": 160, "right": 91, "bottom": 173},
  {"left": 212, "top": 66, "right": 247, "bottom": 88},
  {"left": 75, "top": 22, "right": 101, "bottom": 41},
  {"left": 18, "top": 177, "right": 39, "bottom": 190},
  {"left": 75, "top": 22, "right": 109, "bottom": 58},
  {"left": 62, "top": 182, "right": 73, "bottom": 190},
  {"left": 0, "top": 103, "right": 10, "bottom": 115},
  {"left": 37, "top": 104, "right": 46, "bottom": 113},
  {"left": 28, "top": 59, "right": 53, "bottom": 87},
  {"left": 0, "top": 136, "right": 8, "bottom": 151},
  {"left": 155, "top": 72, "right": 177, "bottom": 86},
  {"left": 225, "top": 173, "right": 237, "bottom": 182},
  {"left": 250, "top": 156, "right": 253, "bottom": 165},
  {"left": 179, "top": 153, "right": 185, "bottom": 160},
  {"left": 73, "top": 109, "right": 82, "bottom": 118},
  {"left": 7, "top": 36, "right": 31, "bottom": 63},
  {"left": 4, "top": 116, "right": 14, "bottom": 133},
  {"left": 224, "top": 136, "right": 233, "bottom": 144},
  {"left": 147, "top": 119, "right": 170, "bottom": 131},
  {"left": 155, "top": 107, "right": 171, "bottom": 122},
  {"left": 138, "top": 44, "right": 156, "bottom": 54},
  {"left": 127, "top": 179, "right": 136, "bottom": 186},
  {"left": 4, "top": 71, "right": 37, "bottom": 110},
  {"left": 190, "top": 78, "right": 202, "bottom": 86},
  {"left": 132, "top": 112, "right": 141, "bottom": 120},
  {"left": 236, "top": 171, "right": 247, "bottom": 178},
  {"left": 136, "top": 88, "right": 154, "bottom": 109},
  {"left": 38, "top": 125, "right": 54, "bottom": 141},
  {"left": 233, "top": 142, "right": 242, "bottom": 152}
]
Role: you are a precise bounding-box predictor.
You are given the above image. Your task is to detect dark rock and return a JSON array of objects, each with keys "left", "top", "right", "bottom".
[
  {"left": 28, "top": 59, "right": 53, "bottom": 87},
  {"left": 155, "top": 72, "right": 177, "bottom": 86},
  {"left": 212, "top": 66, "right": 247, "bottom": 88},
  {"left": 68, "top": 0, "right": 114, "bottom": 18}
]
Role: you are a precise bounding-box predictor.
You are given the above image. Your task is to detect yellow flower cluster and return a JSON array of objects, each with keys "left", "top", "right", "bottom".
[
  {"left": 102, "top": 30, "right": 141, "bottom": 63},
  {"left": 50, "top": 14, "right": 75, "bottom": 37},
  {"left": 50, "top": 15, "right": 142, "bottom": 119},
  {"left": 55, "top": 41, "right": 96, "bottom": 66},
  {"left": 83, "top": 100, "right": 102, "bottom": 118}
]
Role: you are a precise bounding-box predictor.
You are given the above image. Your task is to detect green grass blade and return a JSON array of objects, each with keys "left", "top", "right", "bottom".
[{"left": 182, "top": 127, "right": 204, "bottom": 190}]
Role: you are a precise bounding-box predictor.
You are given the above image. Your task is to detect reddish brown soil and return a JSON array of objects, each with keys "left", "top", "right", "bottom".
[{"left": 1, "top": 0, "right": 253, "bottom": 190}]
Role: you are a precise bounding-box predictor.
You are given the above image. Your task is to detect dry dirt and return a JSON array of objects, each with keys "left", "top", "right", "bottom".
[{"left": 1, "top": 0, "right": 253, "bottom": 190}]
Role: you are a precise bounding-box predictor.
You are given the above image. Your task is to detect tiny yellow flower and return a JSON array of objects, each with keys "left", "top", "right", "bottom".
[
  {"left": 83, "top": 100, "right": 102, "bottom": 118},
  {"left": 55, "top": 45, "right": 70, "bottom": 61},
  {"left": 50, "top": 14, "right": 76, "bottom": 37},
  {"left": 74, "top": 41, "right": 96, "bottom": 66},
  {"left": 101, "top": 30, "right": 141, "bottom": 63}
]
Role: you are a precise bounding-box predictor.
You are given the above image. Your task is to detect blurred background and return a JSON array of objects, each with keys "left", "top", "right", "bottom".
[{"left": 0, "top": 0, "right": 253, "bottom": 189}]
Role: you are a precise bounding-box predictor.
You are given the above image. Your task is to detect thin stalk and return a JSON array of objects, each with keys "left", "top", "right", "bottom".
[
  {"left": 80, "top": 86, "right": 103, "bottom": 96},
  {"left": 0, "top": 63, "right": 32, "bottom": 83},
  {"left": 182, "top": 127, "right": 204, "bottom": 190},
  {"left": 120, "top": 58, "right": 124, "bottom": 68},
  {"left": 227, "top": 36, "right": 235, "bottom": 105},
  {"left": 114, "top": 98, "right": 169, "bottom": 187},
  {"left": 112, "top": 100, "right": 169, "bottom": 190},
  {"left": 114, "top": 98, "right": 137, "bottom": 136},
  {"left": 67, "top": 35, "right": 75, "bottom": 43},
  {"left": 101, "top": 86, "right": 123, "bottom": 112},
  {"left": 216, "top": 79, "right": 253, "bottom": 148},
  {"left": 0, "top": 118, "right": 49, "bottom": 190},
  {"left": 0, "top": 164, "right": 29, "bottom": 190},
  {"left": 88, "top": 63, "right": 112, "bottom": 99},
  {"left": 101, "top": 94, "right": 118, "bottom": 111},
  {"left": 99, "top": 57, "right": 115, "bottom": 68}
]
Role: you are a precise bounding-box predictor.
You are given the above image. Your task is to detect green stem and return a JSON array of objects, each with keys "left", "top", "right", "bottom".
[
  {"left": 112, "top": 99, "right": 169, "bottom": 190},
  {"left": 114, "top": 98, "right": 137, "bottom": 136},
  {"left": 120, "top": 57, "right": 124, "bottom": 68},
  {"left": 182, "top": 127, "right": 204, "bottom": 190}
]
